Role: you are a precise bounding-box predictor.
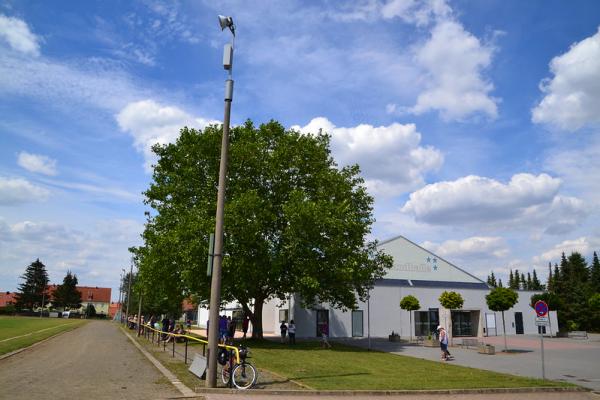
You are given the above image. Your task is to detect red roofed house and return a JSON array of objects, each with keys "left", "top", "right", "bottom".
[
  {"left": 47, "top": 285, "right": 111, "bottom": 316},
  {"left": 0, "top": 291, "right": 17, "bottom": 307}
]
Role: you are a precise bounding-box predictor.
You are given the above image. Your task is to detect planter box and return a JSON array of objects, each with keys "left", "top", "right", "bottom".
[
  {"left": 423, "top": 339, "right": 438, "bottom": 347},
  {"left": 389, "top": 335, "right": 401, "bottom": 342},
  {"left": 477, "top": 344, "right": 495, "bottom": 355}
]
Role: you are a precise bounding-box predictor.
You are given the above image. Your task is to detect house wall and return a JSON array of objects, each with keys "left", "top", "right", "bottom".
[{"left": 283, "top": 287, "right": 557, "bottom": 338}]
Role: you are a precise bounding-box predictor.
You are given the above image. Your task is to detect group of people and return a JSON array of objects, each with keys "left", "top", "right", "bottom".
[
  {"left": 208, "top": 315, "right": 251, "bottom": 342},
  {"left": 279, "top": 320, "right": 297, "bottom": 345}
]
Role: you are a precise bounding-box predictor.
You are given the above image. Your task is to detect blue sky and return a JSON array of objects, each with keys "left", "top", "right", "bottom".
[{"left": 1, "top": 0, "right": 599, "bottom": 300}]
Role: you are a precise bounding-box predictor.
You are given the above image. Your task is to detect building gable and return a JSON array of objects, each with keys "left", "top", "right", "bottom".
[{"left": 378, "top": 235, "right": 485, "bottom": 285}]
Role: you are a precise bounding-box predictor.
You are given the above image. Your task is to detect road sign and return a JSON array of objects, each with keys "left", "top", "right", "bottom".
[
  {"left": 534, "top": 300, "right": 549, "bottom": 317},
  {"left": 535, "top": 316, "right": 549, "bottom": 326}
]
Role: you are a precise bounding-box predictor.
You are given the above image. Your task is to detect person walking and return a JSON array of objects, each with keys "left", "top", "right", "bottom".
[
  {"left": 280, "top": 321, "right": 288, "bottom": 343},
  {"left": 242, "top": 316, "right": 250, "bottom": 339},
  {"left": 287, "top": 319, "right": 296, "bottom": 345},
  {"left": 438, "top": 325, "right": 451, "bottom": 360}
]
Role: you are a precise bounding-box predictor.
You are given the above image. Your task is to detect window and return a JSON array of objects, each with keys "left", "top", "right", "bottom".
[
  {"left": 415, "top": 309, "right": 439, "bottom": 336},
  {"left": 351, "top": 310, "right": 363, "bottom": 337},
  {"left": 279, "top": 309, "right": 288, "bottom": 323}
]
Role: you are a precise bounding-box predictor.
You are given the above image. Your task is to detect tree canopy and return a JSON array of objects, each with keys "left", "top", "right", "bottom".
[
  {"left": 486, "top": 287, "right": 518, "bottom": 312},
  {"left": 439, "top": 291, "right": 464, "bottom": 310},
  {"left": 52, "top": 271, "right": 81, "bottom": 310},
  {"left": 400, "top": 295, "right": 420, "bottom": 312},
  {"left": 131, "top": 120, "right": 392, "bottom": 337},
  {"left": 15, "top": 259, "right": 49, "bottom": 310}
]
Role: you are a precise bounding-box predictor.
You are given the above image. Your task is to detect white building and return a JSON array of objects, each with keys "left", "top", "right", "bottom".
[{"left": 201, "top": 235, "right": 558, "bottom": 339}]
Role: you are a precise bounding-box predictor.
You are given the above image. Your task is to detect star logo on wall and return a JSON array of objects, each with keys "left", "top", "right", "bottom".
[{"left": 426, "top": 257, "right": 431, "bottom": 263}]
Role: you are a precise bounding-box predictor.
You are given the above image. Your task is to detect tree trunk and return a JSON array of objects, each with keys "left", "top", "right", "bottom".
[
  {"left": 502, "top": 311, "right": 508, "bottom": 352},
  {"left": 251, "top": 300, "right": 264, "bottom": 339},
  {"left": 409, "top": 311, "right": 412, "bottom": 342}
]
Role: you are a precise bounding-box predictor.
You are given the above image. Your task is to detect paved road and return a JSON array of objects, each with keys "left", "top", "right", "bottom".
[
  {"left": 339, "top": 335, "right": 600, "bottom": 391},
  {"left": 0, "top": 320, "right": 180, "bottom": 400}
]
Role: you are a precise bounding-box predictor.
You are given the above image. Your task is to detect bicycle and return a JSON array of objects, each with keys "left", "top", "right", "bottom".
[{"left": 220, "top": 344, "right": 257, "bottom": 389}]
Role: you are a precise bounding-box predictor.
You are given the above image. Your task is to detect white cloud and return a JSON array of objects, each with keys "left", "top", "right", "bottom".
[
  {"left": 0, "top": 177, "right": 50, "bottom": 205},
  {"left": 533, "top": 236, "right": 600, "bottom": 264},
  {"left": 0, "top": 14, "right": 40, "bottom": 56},
  {"left": 381, "top": 0, "right": 451, "bottom": 26},
  {"left": 410, "top": 20, "right": 498, "bottom": 120},
  {"left": 116, "top": 99, "right": 218, "bottom": 172},
  {"left": 292, "top": 117, "right": 443, "bottom": 197},
  {"left": 401, "top": 173, "right": 588, "bottom": 231},
  {"left": 423, "top": 236, "right": 510, "bottom": 259},
  {"left": 0, "top": 218, "right": 143, "bottom": 291},
  {"left": 532, "top": 27, "right": 600, "bottom": 131},
  {"left": 17, "top": 151, "right": 57, "bottom": 176}
]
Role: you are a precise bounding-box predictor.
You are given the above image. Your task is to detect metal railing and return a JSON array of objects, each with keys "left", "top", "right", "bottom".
[{"left": 134, "top": 323, "right": 240, "bottom": 365}]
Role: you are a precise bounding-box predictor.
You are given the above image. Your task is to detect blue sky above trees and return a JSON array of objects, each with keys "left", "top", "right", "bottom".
[{"left": 1, "top": 0, "right": 599, "bottom": 299}]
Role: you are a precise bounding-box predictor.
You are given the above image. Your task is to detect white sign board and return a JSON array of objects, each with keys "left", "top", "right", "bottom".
[
  {"left": 535, "top": 316, "right": 549, "bottom": 326},
  {"left": 189, "top": 353, "right": 207, "bottom": 379}
]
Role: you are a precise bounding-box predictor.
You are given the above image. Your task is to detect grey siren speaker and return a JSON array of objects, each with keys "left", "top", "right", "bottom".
[{"left": 218, "top": 15, "right": 235, "bottom": 35}]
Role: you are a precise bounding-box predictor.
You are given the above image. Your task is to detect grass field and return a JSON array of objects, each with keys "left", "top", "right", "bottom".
[
  {"left": 0, "top": 316, "right": 86, "bottom": 356},
  {"left": 244, "top": 339, "right": 572, "bottom": 390},
  {"left": 131, "top": 330, "right": 573, "bottom": 391}
]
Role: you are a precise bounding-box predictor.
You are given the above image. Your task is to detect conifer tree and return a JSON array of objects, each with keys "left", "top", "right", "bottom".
[
  {"left": 498, "top": 278, "right": 503, "bottom": 288},
  {"left": 532, "top": 269, "right": 543, "bottom": 290},
  {"left": 590, "top": 251, "right": 600, "bottom": 293},
  {"left": 52, "top": 271, "right": 82, "bottom": 310},
  {"left": 509, "top": 270, "right": 514, "bottom": 289},
  {"left": 526, "top": 272, "right": 532, "bottom": 291},
  {"left": 15, "top": 259, "right": 49, "bottom": 310},
  {"left": 514, "top": 270, "right": 521, "bottom": 290},
  {"left": 521, "top": 273, "right": 526, "bottom": 290},
  {"left": 547, "top": 262, "right": 553, "bottom": 292}
]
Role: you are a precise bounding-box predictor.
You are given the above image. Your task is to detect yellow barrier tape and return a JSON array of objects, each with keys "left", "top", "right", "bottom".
[{"left": 137, "top": 323, "right": 240, "bottom": 363}]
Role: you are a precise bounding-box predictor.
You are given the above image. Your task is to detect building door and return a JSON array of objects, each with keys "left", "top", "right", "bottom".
[
  {"left": 485, "top": 313, "right": 497, "bottom": 336},
  {"left": 352, "top": 310, "right": 363, "bottom": 337},
  {"left": 316, "top": 310, "right": 329, "bottom": 337},
  {"left": 514, "top": 312, "right": 524, "bottom": 334},
  {"left": 451, "top": 311, "right": 473, "bottom": 336}
]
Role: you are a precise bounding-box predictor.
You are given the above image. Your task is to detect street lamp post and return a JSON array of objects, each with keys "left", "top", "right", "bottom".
[
  {"left": 206, "top": 14, "right": 235, "bottom": 388},
  {"left": 125, "top": 261, "right": 133, "bottom": 327},
  {"left": 120, "top": 268, "right": 125, "bottom": 323}
]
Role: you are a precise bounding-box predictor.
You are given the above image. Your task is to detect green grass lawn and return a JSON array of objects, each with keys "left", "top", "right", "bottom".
[
  {"left": 243, "top": 339, "right": 572, "bottom": 390},
  {"left": 0, "top": 316, "right": 86, "bottom": 356}
]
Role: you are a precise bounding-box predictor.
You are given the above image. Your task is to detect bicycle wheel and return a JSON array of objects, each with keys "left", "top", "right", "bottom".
[
  {"left": 221, "top": 365, "right": 231, "bottom": 386},
  {"left": 231, "top": 363, "right": 257, "bottom": 389}
]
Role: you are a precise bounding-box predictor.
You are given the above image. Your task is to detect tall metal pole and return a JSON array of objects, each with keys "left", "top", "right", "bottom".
[
  {"left": 137, "top": 293, "right": 143, "bottom": 337},
  {"left": 119, "top": 269, "right": 125, "bottom": 322},
  {"left": 367, "top": 291, "right": 371, "bottom": 351},
  {"left": 125, "top": 262, "right": 133, "bottom": 326},
  {"left": 207, "top": 17, "right": 235, "bottom": 388}
]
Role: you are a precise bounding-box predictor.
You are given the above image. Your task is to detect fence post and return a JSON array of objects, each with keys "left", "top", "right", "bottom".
[
  {"left": 184, "top": 338, "right": 188, "bottom": 365},
  {"left": 163, "top": 336, "right": 166, "bottom": 351},
  {"left": 172, "top": 337, "right": 175, "bottom": 357}
]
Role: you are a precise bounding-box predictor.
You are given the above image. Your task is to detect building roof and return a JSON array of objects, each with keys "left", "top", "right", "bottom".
[
  {"left": 377, "top": 235, "right": 487, "bottom": 285},
  {"left": 0, "top": 291, "right": 17, "bottom": 307},
  {"left": 47, "top": 285, "right": 111, "bottom": 303}
]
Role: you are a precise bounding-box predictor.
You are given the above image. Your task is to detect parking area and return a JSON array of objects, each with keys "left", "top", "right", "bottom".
[{"left": 340, "top": 333, "right": 600, "bottom": 391}]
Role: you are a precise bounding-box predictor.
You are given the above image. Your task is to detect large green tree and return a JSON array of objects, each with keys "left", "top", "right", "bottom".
[
  {"left": 52, "top": 271, "right": 81, "bottom": 310},
  {"left": 15, "top": 259, "right": 49, "bottom": 310},
  {"left": 131, "top": 120, "right": 392, "bottom": 337},
  {"left": 486, "top": 287, "right": 518, "bottom": 352}
]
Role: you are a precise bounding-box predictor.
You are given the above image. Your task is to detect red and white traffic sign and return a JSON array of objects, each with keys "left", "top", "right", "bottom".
[{"left": 535, "top": 300, "right": 549, "bottom": 317}]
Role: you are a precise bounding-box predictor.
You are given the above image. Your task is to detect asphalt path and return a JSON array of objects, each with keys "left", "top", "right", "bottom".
[{"left": 0, "top": 320, "right": 180, "bottom": 400}]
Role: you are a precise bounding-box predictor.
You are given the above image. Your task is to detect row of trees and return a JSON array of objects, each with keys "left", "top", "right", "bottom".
[
  {"left": 400, "top": 287, "right": 519, "bottom": 351},
  {"left": 546, "top": 252, "right": 600, "bottom": 331},
  {"left": 130, "top": 120, "right": 393, "bottom": 338},
  {"left": 486, "top": 269, "right": 544, "bottom": 291},
  {"left": 11, "top": 259, "right": 83, "bottom": 312}
]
